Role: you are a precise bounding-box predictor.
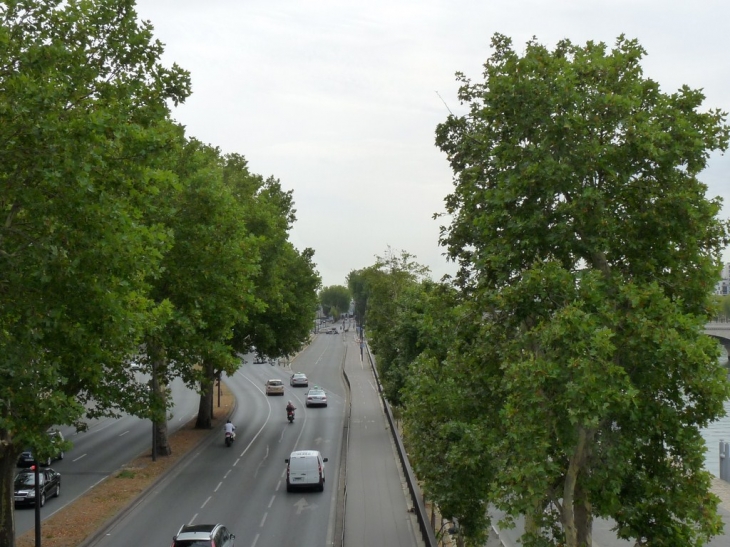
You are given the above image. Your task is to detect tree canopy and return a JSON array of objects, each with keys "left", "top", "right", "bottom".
[
  {"left": 400, "top": 34, "right": 730, "bottom": 546},
  {"left": 347, "top": 250, "right": 430, "bottom": 404},
  {"left": 0, "top": 2, "right": 320, "bottom": 542},
  {"left": 0, "top": 0, "right": 191, "bottom": 542},
  {"left": 319, "top": 285, "right": 351, "bottom": 319}
]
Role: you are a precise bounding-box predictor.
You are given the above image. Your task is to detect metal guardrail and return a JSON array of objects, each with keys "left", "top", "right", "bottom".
[{"left": 364, "top": 343, "right": 438, "bottom": 547}]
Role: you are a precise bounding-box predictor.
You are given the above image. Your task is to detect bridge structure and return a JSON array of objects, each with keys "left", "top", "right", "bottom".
[{"left": 705, "top": 321, "right": 730, "bottom": 356}]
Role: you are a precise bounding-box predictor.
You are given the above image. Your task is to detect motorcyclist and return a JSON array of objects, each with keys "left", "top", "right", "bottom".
[
  {"left": 286, "top": 400, "right": 296, "bottom": 418},
  {"left": 224, "top": 419, "right": 236, "bottom": 441}
]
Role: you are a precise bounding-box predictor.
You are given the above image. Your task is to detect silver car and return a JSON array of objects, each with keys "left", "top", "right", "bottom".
[
  {"left": 305, "top": 387, "right": 327, "bottom": 407},
  {"left": 290, "top": 373, "right": 309, "bottom": 387},
  {"left": 172, "top": 523, "right": 235, "bottom": 547}
]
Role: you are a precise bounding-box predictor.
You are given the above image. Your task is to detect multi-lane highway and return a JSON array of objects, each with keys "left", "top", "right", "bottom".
[
  {"left": 15, "top": 376, "right": 200, "bottom": 536},
  {"left": 16, "top": 329, "right": 424, "bottom": 547},
  {"left": 81, "top": 332, "right": 349, "bottom": 547}
]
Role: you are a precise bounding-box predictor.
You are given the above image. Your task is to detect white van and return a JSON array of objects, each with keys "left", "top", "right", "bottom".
[{"left": 285, "top": 450, "right": 328, "bottom": 492}]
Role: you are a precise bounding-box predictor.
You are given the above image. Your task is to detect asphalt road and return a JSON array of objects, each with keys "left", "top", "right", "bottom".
[
  {"left": 17, "top": 329, "right": 424, "bottom": 547},
  {"left": 14, "top": 375, "right": 200, "bottom": 536},
  {"left": 87, "top": 333, "right": 349, "bottom": 547}
]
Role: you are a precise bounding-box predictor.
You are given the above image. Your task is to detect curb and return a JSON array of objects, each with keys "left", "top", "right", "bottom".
[{"left": 333, "top": 344, "right": 352, "bottom": 547}]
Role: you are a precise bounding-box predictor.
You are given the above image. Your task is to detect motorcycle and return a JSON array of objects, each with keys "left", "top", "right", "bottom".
[
  {"left": 287, "top": 409, "right": 295, "bottom": 423},
  {"left": 225, "top": 431, "right": 235, "bottom": 447}
]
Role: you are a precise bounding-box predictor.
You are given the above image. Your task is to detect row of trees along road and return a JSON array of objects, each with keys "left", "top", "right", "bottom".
[
  {"left": 318, "top": 285, "right": 352, "bottom": 320},
  {"left": 0, "top": 2, "right": 320, "bottom": 545},
  {"left": 354, "top": 35, "right": 730, "bottom": 547}
]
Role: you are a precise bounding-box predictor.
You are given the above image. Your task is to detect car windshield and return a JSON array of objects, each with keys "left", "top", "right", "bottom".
[
  {"left": 269, "top": 380, "right": 282, "bottom": 386},
  {"left": 173, "top": 541, "right": 212, "bottom": 547},
  {"left": 309, "top": 390, "right": 325, "bottom": 396},
  {"left": 15, "top": 473, "right": 37, "bottom": 487}
]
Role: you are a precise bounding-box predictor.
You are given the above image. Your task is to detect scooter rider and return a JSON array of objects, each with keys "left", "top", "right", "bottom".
[
  {"left": 286, "top": 400, "right": 296, "bottom": 418},
  {"left": 225, "top": 419, "right": 236, "bottom": 441}
]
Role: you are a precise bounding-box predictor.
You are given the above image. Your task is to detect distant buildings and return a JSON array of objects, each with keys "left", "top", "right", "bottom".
[{"left": 716, "top": 263, "right": 730, "bottom": 296}]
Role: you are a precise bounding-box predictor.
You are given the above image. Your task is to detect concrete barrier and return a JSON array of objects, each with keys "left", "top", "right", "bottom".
[{"left": 721, "top": 440, "right": 730, "bottom": 482}]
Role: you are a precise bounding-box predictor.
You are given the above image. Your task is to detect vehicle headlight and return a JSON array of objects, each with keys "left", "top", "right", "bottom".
[{"left": 27, "top": 491, "right": 35, "bottom": 498}]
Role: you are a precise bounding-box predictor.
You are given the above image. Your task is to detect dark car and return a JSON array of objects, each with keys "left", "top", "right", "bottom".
[
  {"left": 17, "top": 430, "right": 65, "bottom": 468},
  {"left": 14, "top": 467, "right": 61, "bottom": 507},
  {"left": 172, "top": 523, "right": 235, "bottom": 547}
]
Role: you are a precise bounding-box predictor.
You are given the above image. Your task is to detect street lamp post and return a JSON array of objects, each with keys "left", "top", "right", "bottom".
[
  {"left": 34, "top": 462, "right": 41, "bottom": 547},
  {"left": 151, "top": 357, "right": 158, "bottom": 462}
]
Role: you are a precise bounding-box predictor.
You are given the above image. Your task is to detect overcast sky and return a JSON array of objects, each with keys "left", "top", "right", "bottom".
[{"left": 134, "top": 0, "right": 730, "bottom": 288}]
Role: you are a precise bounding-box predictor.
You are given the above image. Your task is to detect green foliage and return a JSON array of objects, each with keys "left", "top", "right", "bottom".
[
  {"left": 319, "top": 285, "right": 351, "bottom": 318},
  {"left": 117, "top": 469, "right": 136, "bottom": 479},
  {"left": 350, "top": 249, "right": 430, "bottom": 405},
  {"left": 0, "top": 0, "right": 190, "bottom": 442},
  {"left": 0, "top": 1, "right": 191, "bottom": 542},
  {"left": 347, "top": 268, "right": 374, "bottom": 325},
  {"left": 713, "top": 294, "right": 730, "bottom": 320},
  {"left": 145, "top": 139, "right": 262, "bottom": 404},
  {"left": 144, "top": 140, "right": 320, "bottom": 429},
  {"left": 404, "top": 34, "right": 730, "bottom": 546},
  {"left": 227, "top": 161, "right": 321, "bottom": 361}
]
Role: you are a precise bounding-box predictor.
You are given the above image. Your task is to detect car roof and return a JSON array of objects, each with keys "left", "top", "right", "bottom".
[
  {"left": 176, "top": 523, "right": 220, "bottom": 538},
  {"left": 289, "top": 450, "right": 321, "bottom": 458},
  {"left": 267, "top": 379, "right": 282, "bottom": 383},
  {"left": 292, "top": 372, "right": 306, "bottom": 376},
  {"left": 16, "top": 467, "right": 54, "bottom": 473}
]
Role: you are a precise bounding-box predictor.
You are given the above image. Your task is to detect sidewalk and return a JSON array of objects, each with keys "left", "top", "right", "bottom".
[
  {"left": 343, "top": 333, "right": 423, "bottom": 547},
  {"left": 712, "top": 477, "right": 730, "bottom": 512}
]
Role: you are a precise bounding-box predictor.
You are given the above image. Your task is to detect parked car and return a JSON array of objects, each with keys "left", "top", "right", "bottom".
[
  {"left": 253, "top": 355, "right": 267, "bottom": 364},
  {"left": 305, "top": 387, "right": 327, "bottom": 407},
  {"left": 17, "top": 430, "right": 65, "bottom": 468},
  {"left": 290, "top": 372, "right": 309, "bottom": 387},
  {"left": 14, "top": 467, "right": 61, "bottom": 507},
  {"left": 285, "top": 450, "right": 328, "bottom": 492},
  {"left": 172, "top": 523, "right": 235, "bottom": 547},
  {"left": 265, "top": 379, "right": 285, "bottom": 396}
]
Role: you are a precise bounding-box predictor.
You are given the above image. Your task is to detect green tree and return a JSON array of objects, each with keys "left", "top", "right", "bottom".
[
  {"left": 146, "top": 141, "right": 261, "bottom": 436},
  {"left": 225, "top": 156, "right": 321, "bottom": 363},
  {"left": 411, "top": 34, "right": 730, "bottom": 546},
  {"left": 350, "top": 250, "right": 430, "bottom": 405},
  {"left": 0, "top": 1, "right": 190, "bottom": 543},
  {"left": 713, "top": 294, "right": 730, "bottom": 320},
  {"left": 319, "top": 285, "right": 351, "bottom": 319},
  {"left": 347, "top": 268, "right": 374, "bottom": 328},
  {"left": 377, "top": 278, "right": 458, "bottom": 405}
]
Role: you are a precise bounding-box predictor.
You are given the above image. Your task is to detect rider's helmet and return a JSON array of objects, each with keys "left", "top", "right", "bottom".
[
  {"left": 288, "top": 400, "right": 292, "bottom": 405},
  {"left": 227, "top": 419, "right": 231, "bottom": 423}
]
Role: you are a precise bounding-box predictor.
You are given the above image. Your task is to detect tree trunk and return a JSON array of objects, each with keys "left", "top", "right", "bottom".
[
  {"left": 563, "top": 426, "right": 594, "bottom": 547},
  {"left": 154, "top": 409, "right": 172, "bottom": 456},
  {"left": 148, "top": 339, "right": 172, "bottom": 456},
  {"left": 575, "top": 483, "right": 593, "bottom": 546},
  {"left": 195, "top": 360, "right": 215, "bottom": 429},
  {"left": 0, "top": 437, "right": 18, "bottom": 547}
]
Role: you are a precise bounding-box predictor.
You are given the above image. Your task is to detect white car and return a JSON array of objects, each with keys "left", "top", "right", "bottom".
[
  {"left": 305, "top": 387, "right": 327, "bottom": 407},
  {"left": 265, "top": 379, "right": 285, "bottom": 396},
  {"left": 285, "top": 450, "right": 328, "bottom": 492}
]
